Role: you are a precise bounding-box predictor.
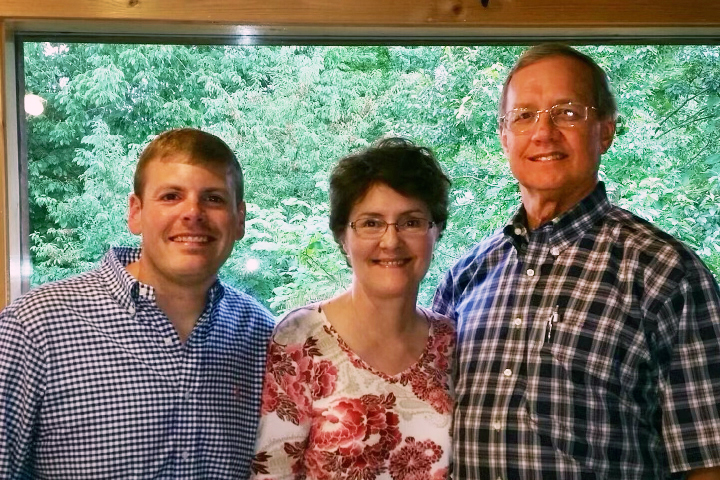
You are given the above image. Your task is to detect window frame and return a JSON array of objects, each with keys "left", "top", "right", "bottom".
[{"left": 3, "top": 12, "right": 720, "bottom": 307}]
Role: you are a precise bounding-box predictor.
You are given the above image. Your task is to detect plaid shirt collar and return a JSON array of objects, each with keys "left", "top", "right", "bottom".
[
  {"left": 102, "top": 246, "right": 225, "bottom": 328},
  {"left": 503, "top": 181, "right": 613, "bottom": 254}
]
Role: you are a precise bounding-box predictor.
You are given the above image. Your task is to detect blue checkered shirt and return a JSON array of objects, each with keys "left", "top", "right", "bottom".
[
  {"left": 433, "top": 183, "right": 720, "bottom": 480},
  {"left": 0, "top": 247, "right": 275, "bottom": 479}
]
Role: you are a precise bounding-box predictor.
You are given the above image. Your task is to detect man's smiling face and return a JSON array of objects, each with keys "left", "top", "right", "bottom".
[
  {"left": 127, "top": 155, "right": 245, "bottom": 291},
  {"left": 500, "top": 55, "right": 615, "bottom": 211}
]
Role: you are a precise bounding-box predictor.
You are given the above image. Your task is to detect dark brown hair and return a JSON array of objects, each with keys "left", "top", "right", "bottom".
[{"left": 329, "top": 137, "right": 450, "bottom": 249}]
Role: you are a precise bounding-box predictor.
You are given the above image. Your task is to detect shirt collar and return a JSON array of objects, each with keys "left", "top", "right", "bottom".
[
  {"left": 100, "top": 246, "right": 225, "bottom": 319},
  {"left": 504, "top": 182, "right": 612, "bottom": 252}
]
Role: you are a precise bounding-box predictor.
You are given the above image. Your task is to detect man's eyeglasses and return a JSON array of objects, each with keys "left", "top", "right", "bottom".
[
  {"left": 349, "top": 217, "right": 435, "bottom": 239},
  {"left": 499, "top": 102, "right": 597, "bottom": 134}
]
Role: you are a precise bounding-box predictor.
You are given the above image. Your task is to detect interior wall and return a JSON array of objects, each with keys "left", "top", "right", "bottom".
[
  {"left": 2, "top": 0, "right": 720, "bottom": 307},
  {"left": 1, "top": 23, "right": 8, "bottom": 305}
]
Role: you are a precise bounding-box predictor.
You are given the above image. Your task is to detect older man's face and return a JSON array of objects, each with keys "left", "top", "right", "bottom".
[{"left": 500, "top": 55, "right": 615, "bottom": 211}]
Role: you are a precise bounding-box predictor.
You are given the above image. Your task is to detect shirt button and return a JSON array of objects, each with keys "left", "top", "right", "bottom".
[
  {"left": 164, "top": 337, "right": 173, "bottom": 346},
  {"left": 526, "top": 268, "right": 535, "bottom": 277},
  {"left": 184, "top": 391, "right": 193, "bottom": 401},
  {"left": 513, "top": 226, "right": 523, "bottom": 235},
  {"left": 513, "top": 317, "right": 522, "bottom": 327},
  {"left": 493, "top": 422, "right": 502, "bottom": 431},
  {"left": 550, "top": 246, "right": 560, "bottom": 256},
  {"left": 503, "top": 368, "right": 512, "bottom": 377},
  {"left": 181, "top": 449, "right": 190, "bottom": 460}
]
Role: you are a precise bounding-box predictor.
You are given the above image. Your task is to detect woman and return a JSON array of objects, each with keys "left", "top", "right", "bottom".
[{"left": 251, "top": 137, "right": 454, "bottom": 480}]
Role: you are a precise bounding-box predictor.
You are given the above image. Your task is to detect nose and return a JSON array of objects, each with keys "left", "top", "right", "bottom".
[
  {"left": 182, "top": 198, "right": 207, "bottom": 223},
  {"left": 379, "top": 223, "right": 401, "bottom": 248},
  {"left": 530, "top": 109, "right": 559, "bottom": 141}
]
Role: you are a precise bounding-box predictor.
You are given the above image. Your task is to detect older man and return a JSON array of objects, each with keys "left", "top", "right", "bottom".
[
  {"left": 0, "top": 128, "right": 275, "bottom": 478},
  {"left": 434, "top": 44, "right": 720, "bottom": 480}
]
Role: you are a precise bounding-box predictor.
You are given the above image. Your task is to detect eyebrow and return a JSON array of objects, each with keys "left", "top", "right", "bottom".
[
  {"left": 354, "top": 209, "right": 427, "bottom": 217},
  {"left": 510, "top": 98, "right": 582, "bottom": 109},
  {"left": 150, "top": 185, "right": 231, "bottom": 195}
]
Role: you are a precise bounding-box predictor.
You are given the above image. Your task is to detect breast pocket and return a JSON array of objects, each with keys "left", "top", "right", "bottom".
[{"left": 526, "top": 303, "right": 650, "bottom": 475}]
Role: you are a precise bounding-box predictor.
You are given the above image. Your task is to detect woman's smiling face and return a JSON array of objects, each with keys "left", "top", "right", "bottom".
[{"left": 342, "top": 182, "right": 439, "bottom": 300}]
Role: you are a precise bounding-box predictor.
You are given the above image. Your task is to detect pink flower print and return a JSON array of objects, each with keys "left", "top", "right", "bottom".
[
  {"left": 260, "top": 371, "right": 280, "bottom": 415},
  {"left": 388, "top": 437, "right": 444, "bottom": 480},
  {"left": 307, "top": 394, "right": 402, "bottom": 479},
  {"left": 311, "top": 360, "right": 338, "bottom": 400},
  {"left": 312, "top": 398, "right": 368, "bottom": 455},
  {"left": 423, "top": 385, "right": 452, "bottom": 415},
  {"left": 263, "top": 337, "right": 325, "bottom": 425},
  {"left": 285, "top": 343, "right": 314, "bottom": 384},
  {"left": 432, "top": 466, "right": 449, "bottom": 480}
]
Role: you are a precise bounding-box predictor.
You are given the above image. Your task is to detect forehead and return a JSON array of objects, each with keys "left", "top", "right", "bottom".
[
  {"left": 143, "top": 156, "right": 232, "bottom": 188},
  {"left": 506, "top": 55, "right": 595, "bottom": 107},
  {"left": 351, "top": 183, "right": 430, "bottom": 215}
]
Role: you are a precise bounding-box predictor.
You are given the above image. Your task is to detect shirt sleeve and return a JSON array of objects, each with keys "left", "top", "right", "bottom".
[
  {"left": 657, "top": 266, "right": 720, "bottom": 473},
  {"left": 0, "top": 308, "right": 45, "bottom": 478},
  {"left": 433, "top": 260, "right": 459, "bottom": 320},
  {"left": 250, "top": 334, "right": 315, "bottom": 480}
]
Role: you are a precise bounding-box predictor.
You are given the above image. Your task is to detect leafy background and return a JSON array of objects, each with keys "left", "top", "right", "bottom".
[{"left": 23, "top": 43, "right": 720, "bottom": 314}]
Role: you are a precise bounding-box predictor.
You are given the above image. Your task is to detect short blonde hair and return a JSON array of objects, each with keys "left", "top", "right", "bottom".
[{"left": 134, "top": 128, "right": 243, "bottom": 202}]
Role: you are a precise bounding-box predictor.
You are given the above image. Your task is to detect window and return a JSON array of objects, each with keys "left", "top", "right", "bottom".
[{"left": 17, "top": 40, "right": 720, "bottom": 314}]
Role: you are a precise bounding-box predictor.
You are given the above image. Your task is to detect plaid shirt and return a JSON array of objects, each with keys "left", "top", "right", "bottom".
[
  {"left": 433, "top": 183, "right": 720, "bottom": 480},
  {"left": 0, "top": 247, "right": 275, "bottom": 479}
]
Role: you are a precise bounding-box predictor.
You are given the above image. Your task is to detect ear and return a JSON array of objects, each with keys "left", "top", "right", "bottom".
[
  {"left": 128, "top": 193, "right": 143, "bottom": 235},
  {"left": 599, "top": 118, "right": 616, "bottom": 154},
  {"left": 338, "top": 233, "right": 350, "bottom": 264},
  {"left": 500, "top": 126, "right": 510, "bottom": 156},
  {"left": 234, "top": 201, "right": 246, "bottom": 241}
]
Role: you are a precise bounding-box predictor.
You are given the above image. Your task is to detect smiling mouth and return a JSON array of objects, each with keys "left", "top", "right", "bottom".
[
  {"left": 172, "top": 235, "right": 212, "bottom": 243},
  {"left": 373, "top": 259, "right": 410, "bottom": 267},
  {"left": 529, "top": 152, "right": 567, "bottom": 162}
]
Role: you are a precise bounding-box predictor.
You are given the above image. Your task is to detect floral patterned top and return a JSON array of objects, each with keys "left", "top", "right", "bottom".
[{"left": 250, "top": 304, "right": 455, "bottom": 480}]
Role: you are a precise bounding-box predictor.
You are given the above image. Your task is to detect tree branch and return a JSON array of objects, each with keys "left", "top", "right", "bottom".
[{"left": 655, "top": 87, "right": 712, "bottom": 130}]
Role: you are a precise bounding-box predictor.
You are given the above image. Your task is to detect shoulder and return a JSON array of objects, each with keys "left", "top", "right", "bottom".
[
  {"left": 422, "top": 308, "right": 456, "bottom": 343},
  {"left": 452, "top": 228, "right": 508, "bottom": 270},
  {"left": 1, "top": 269, "right": 106, "bottom": 327},
  {"left": 603, "top": 205, "right": 713, "bottom": 281},
  {"left": 436, "top": 228, "right": 508, "bottom": 298},
  {"left": 421, "top": 307, "right": 455, "bottom": 331},
  {"left": 216, "top": 284, "right": 277, "bottom": 332},
  {"left": 272, "top": 303, "right": 326, "bottom": 344}
]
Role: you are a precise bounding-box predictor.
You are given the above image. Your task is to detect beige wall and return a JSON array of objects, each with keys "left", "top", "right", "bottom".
[
  {"left": 2, "top": 0, "right": 720, "bottom": 307},
  {"left": 1, "top": 23, "right": 7, "bottom": 306}
]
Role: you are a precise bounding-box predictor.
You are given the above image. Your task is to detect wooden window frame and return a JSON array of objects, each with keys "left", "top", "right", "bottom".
[{"left": 2, "top": 0, "right": 720, "bottom": 306}]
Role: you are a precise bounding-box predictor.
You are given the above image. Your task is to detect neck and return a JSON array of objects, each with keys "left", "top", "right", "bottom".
[
  {"left": 324, "top": 286, "right": 424, "bottom": 347},
  {"left": 126, "top": 260, "right": 211, "bottom": 342},
  {"left": 521, "top": 182, "right": 597, "bottom": 230},
  {"left": 323, "top": 288, "right": 428, "bottom": 376}
]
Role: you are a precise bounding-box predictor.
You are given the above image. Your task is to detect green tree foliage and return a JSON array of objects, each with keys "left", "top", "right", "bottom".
[{"left": 23, "top": 43, "right": 720, "bottom": 314}]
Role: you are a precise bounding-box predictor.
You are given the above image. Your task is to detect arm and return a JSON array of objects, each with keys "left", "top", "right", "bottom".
[
  {"left": 432, "top": 265, "right": 457, "bottom": 319},
  {"left": 657, "top": 267, "right": 720, "bottom": 476},
  {"left": 250, "top": 337, "right": 314, "bottom": 480},
  {"left": 0, "top": 308, "right": 45, "bottom": 477}
]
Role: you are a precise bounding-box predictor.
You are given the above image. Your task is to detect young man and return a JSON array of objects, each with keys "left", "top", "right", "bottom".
[
  {"left": 434, "top": 44, "right": 720, "bottom": 480},
  {"left": 0, "top": 128, "right": 275, "bottom": 478}
]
